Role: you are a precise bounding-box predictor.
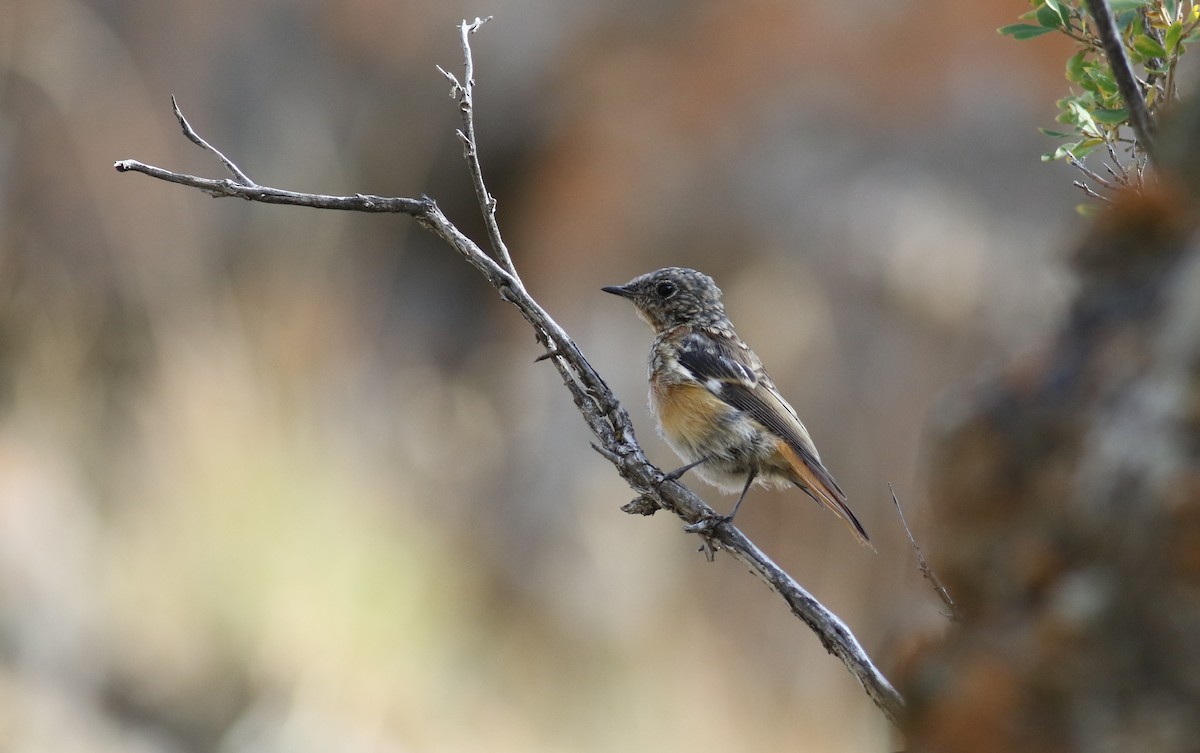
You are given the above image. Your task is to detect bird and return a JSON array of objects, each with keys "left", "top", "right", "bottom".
[{"left": 603, "top": 266, "right": 871, "bottom": 546}]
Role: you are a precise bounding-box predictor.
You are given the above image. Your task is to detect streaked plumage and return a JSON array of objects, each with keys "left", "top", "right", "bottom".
[{"left": 604, "top": 267, "right": 870, "bottom": 546}]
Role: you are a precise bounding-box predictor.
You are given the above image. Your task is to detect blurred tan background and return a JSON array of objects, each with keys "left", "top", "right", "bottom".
[{"left": 0, "top": 1, "right": 1083, "bottom": 751}]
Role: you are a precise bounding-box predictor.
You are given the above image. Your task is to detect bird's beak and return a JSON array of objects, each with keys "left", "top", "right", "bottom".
[{"left": 602, "top": 284, "right": 636, "bottom": 298}]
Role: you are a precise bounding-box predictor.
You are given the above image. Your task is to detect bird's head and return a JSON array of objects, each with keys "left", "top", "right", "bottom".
[{"left": 603, "top": 267, "right": 728, "bottom": 332}]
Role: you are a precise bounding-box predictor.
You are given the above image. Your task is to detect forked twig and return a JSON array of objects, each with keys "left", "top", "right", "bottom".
[
  {"left": 171, "top": 95, "right": 256, "bottom": 186},
  {"left": 439, "top": 17, "right": 516, "bottom": 278}
]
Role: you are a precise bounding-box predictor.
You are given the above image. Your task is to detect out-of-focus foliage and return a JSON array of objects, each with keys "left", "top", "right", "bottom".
[{"left": 1001, "top": 0, "right": 1199, "bottom": 203}]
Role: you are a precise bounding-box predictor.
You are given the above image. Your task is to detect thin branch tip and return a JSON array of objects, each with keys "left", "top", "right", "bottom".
[
  {"left": 465, "top": 16, "right": 493, "bottom": 32},
  {"left": 168, "top": 94, "right": 257, "bottom": 186},
  {"left": 890, "top": 484, "right": 958, "bottom": 621},
  {"left": 590, "top": 442, "right": 622, "bottom": 463},
  {"left": 435, "top": 64, "right": 462, "bottom": 96},
  {"left": 446, "top": 12, "right": 517, "bottom": 276}
]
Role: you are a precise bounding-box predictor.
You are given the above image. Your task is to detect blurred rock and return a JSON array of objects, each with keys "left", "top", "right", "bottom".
[{"left": 902, "top": 98, "right": 1200, "bottom": 752}]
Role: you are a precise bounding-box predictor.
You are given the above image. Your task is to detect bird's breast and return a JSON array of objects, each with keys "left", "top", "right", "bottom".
[{"left": 650, "top": 380, "right": 730, "bottom": 450}]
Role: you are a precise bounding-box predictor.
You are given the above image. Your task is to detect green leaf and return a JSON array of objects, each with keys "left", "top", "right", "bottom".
[
  {"left": 1042, "top": 139, "right": 1105, "bottom": 161},
  {"left": 1038, "top": 127, "right": 1076, "bottom": 138},
  {"left": 1036, "top": 3, "right": 1065, "bottom": 28},
  {"left": 1074, "top": 138, "right": 1105, "bottom": 157},
  {"left": 1086, "top": 68, "right": 1118, "bottom": 96},
  {"left": 1165, "top": 20, "right": 1184, "bottom": 53},
  {"left": 1133, "top": 34, "right": 1168, "bottom": 58},
  {"left": 1055, "top": 97, "right": 1082, "bottom": 126},
  {"left": 1077, "top": 65, "right": 1106, "bottom": 93},
  {"left": 1092, "top": 107, "right": 1129, "bottom": 124},
  {"left": 998, "top": 23, "right": 1058, "bottom": 39},
  {"left": 1129, "top": 8, "right": 1146, "bottom": 35},
  {"left": 1042, "top": 143, "right": 1078, "bottom": 161},
  {"left": 1066, "top": 49, "right": 1087, "bottom": 83},
  {"left": 1109, "top": 0, "right": 1151, "bottom": 12},
  {"left": 1164, "top": 0, "right": 1179, "bottom": 20},
  {"left": 1065, "top": 100, "right": 1102, "bottom": 135}
]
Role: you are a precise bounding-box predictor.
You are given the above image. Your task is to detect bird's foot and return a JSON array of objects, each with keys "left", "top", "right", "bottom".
[
  {"left": 683, "top": 514, "right": 732, "bottom": 534},
  {"left": 683, "top": 513, "right": 735, "bottom": 562},
  {"left": 660, "top": 467, "right": 688, "bottom": 484}
]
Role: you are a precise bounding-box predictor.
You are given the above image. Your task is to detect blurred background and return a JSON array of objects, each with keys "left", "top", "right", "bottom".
[{"left": 0, "top": 1, "right": 1085, "bottom": 751}]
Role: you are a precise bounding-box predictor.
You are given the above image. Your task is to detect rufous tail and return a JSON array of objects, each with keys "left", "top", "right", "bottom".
[{"left": 781, "top": 445, "right": 874, "bottom": 550}]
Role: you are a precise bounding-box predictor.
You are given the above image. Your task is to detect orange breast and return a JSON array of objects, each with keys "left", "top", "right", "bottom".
[{"left": 652, "top": 381, "right": 729, "bottom": 447}]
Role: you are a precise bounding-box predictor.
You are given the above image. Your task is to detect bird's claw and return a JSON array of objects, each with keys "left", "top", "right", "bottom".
[
  {"left": 685, "top": 514, "right": 733, "bottom": 560},
  {"left": 683, "top": 514, "right": 730, "bottom": 534},
  {"left": 660, "top": 467, "right": 690, "bottom": 484},
  {"left": 655, "top": 470, "right": 686, "bottom": 488}
]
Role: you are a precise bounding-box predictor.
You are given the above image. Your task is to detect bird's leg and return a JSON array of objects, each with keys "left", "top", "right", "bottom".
[
  {"left": 661, "top": 454, "right": 712, "bottom": 483},
  {"left": 683, "top": 467, "right": 757, "bottom": 539},
  {"left": 724, "top": 468, "right": 758, "bottom": 523}
]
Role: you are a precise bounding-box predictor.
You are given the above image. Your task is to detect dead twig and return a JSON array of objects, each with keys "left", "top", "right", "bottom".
[
  {"left": 891, "top": 484, "right": 958, "bottom": 621},
  {"left": 171, "top": 95, "right": 257, "bottom": 186}
]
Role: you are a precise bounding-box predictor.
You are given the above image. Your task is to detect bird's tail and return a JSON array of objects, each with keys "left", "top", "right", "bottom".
[
  {"left": 782, "top": 446, "right": 874, "bottom": 550},
  {"left": 812, "top": 485, "right": 874, "bottom": 551}
]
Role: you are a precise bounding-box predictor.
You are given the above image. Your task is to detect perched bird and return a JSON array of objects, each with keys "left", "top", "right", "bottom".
[{"left": 603, "top": 267, "right": 870, "bottom": 546}]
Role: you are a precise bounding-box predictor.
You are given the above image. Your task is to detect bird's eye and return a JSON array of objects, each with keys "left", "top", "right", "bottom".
[{"left": 655, "top": 281, "right": 678, "bottom": 299}]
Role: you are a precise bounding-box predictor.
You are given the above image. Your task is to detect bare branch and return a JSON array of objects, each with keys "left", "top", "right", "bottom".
[
  {"left": 1065, "top": 150, "right": 1117, "bottom": 190},
  {"left": 171, "top": 96, "right": 257, "bottom": 186},
  {"left": 445, "top": 16, "right": 516, "bottom": 277},
  {"left": 719, "top": 523, "right": 904, "bottom": 716},
  {"left": 890, "top": 485, "right": 958, "bottom": 621},
  {"left": 114, "top": 159, "right": 427, "bottom": 211},
  {"left": 1084, "top": 0, "right": 1156, "bottom": 164},
  {"left": 112, "top": 21, "right": 905, "bottom": 728},
  {"left": 1103, "top": 142, "right": 1130, "bottom": 183},
  {"left": 1073, "top": 180, "right": 1113, "bottom": 202}
]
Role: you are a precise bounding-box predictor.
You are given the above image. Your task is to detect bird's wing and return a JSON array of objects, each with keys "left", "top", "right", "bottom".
[
  {"left": 675, "top": 330, "right": 845, "bottom": 501},
  {"left": 675, "top": 329, "right": 869, "bottom": 546}
]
